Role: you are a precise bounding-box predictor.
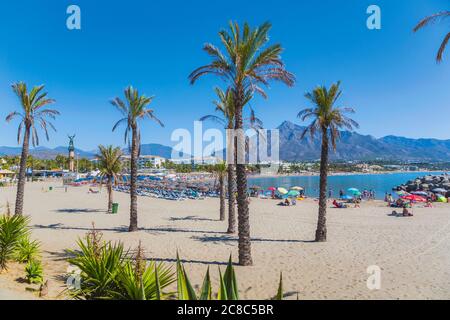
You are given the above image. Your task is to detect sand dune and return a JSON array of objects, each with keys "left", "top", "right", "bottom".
[{"left": 1, "top": 181, "right": 449, "bottom": 299}]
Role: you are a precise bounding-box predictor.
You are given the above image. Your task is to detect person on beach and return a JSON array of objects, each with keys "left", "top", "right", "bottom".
[
  {"left": 403, "top": 206, "right": 413, "bottom": 217},
  {"left": 339, "top": 189, "right": 344, "bottom": 199},
  {"left": 328, "top": 189, "right": 332, "bottom": 199}
]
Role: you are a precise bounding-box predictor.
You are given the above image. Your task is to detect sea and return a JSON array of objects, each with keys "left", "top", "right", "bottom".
[{"left": 247, "top": 172, "right": 447, "bottom": 200}]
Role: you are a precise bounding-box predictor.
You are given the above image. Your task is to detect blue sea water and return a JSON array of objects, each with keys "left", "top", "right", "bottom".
[{"left": 248, "top": 172, "right": 446, "bottom": 200}]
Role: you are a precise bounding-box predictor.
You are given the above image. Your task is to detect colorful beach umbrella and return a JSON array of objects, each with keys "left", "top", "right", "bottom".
[
  {"left": 290, "top": 186, "right": 304, "bottom": 191},
  {"left": 267, "top": 187, "right": 276, "bottom": 191},
  {"left": 396, "top": 190, "right": 410, "bottom": 196},
  {"left": 277, "top": 187, "right": 288, "bottom": 195},
  {"left": 287, "top": 190, "right": 300, "bottom": 197},
  {"left": 347, "top": 188, "right": 360, "bottom": 194},
  {"left": 412, "top": 191, "right": 428, "bottom": 196},
  {"left": 401, "top": 194, "right": 427, "bottom": 202}
]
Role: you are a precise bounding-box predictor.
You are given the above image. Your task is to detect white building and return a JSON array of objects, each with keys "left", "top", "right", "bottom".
[{"left": 121, "top": 155, "right": 167, "bottom": 169}]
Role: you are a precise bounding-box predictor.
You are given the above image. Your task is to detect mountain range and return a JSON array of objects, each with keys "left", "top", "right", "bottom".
[
  {"left": 276, "top": 121, "right": 450, "bottom": 162},
  {"left": 1, "top": 122, "right": 450, "bottom": 162}
]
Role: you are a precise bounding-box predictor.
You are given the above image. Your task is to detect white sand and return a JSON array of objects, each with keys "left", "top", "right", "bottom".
[{"left": 1, "top": 181, "right": 450, "bottom": 299}]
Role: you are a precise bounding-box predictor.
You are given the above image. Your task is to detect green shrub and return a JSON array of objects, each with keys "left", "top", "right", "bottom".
[
  {"left": 25, "top": 259, "right": 44, "bottom": 284},
  {"left": 67, "top": 233, "right": 175, "bottom": 300},
  {"left": 67, "top": 230, "right": 125, "bottom": 300},
  {"left": 15, "top": 236, "right": 40, "bottom": 263},
  {"left": 0, "top": 215, "right": 30, "bottom": 270},
  {"left": 176, "top": 254, "right": 284, "bottom": 300}
]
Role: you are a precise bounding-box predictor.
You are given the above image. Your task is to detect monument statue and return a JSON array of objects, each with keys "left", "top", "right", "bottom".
[
  {"left": 68, "top": 134, "right": 76, "bottom": 152},
  {"left": 68, "top": 135, "right": 76, "bottom": 172}
]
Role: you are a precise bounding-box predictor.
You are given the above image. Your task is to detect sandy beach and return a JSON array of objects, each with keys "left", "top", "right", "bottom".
[{"left": 1, "top": 181, "right": 449, "bottom": 300}]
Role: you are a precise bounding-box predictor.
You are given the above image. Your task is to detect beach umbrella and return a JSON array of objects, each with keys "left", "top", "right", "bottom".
[
  {"left": 396, "top": 190, "right": 410, "bottom": 196},
  {"left": 290, "top": 186, "right": 304, "bottom": 191},
  {"left": 347, "top": 188, "right": 360, "bottom": 194},
  {"left": 432, "top": 188, "right": 447, "bottom": 194},
  {"left": 287, "top": 190, "right": 300, "bottom": 197},
  {"left": 401, "top": 195, "right": 427, "bottom": 202},
  {"left": 412, "top": 191, "right": 428, "bottom": 196},
  {"left": 277, "top": 187, "right": 288, "bottom": 195},
  {"left": 341, "top": 195, "right": 353, "bottom": 200},
  {"left": 267, "top": 187, "right": 276, "bottom": 191}
]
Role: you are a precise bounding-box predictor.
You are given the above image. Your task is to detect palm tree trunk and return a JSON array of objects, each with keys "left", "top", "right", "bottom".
[
  {"left": 227, "top": 164, "right": 236, "bottom": 233},
  {"left": 234, "top": 88, "right": 252, "bottom": 266},
  {"left": 107, "top": 176, "right": 113, "bottom": 213},
  {"left": 129, "top": 125, "right": 139, "bottom": 232},
  {"left": 15, "top": 124, "right": 31, "bottom": 216},
  {"left": 315, "top": 130, "right": 329, "bottom": 242},
  {"left": 219, "top": 174, "right": 226, "bottom": 221}
]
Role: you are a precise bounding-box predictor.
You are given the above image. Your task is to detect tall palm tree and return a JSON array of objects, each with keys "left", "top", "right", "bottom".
[
  {"left": 6, "top": 82, "right": 59, "bottom": 216},
  {"left": 211, "top": 162, "right": 227, "bottom": 221},
  {"left": 96, "top": 145, "right": 123, "bottom": 213},
  {"left": 414, "top": 11, "right": 450, "bottom": 63},
  {"left": 298, "top": 82, "right": 359, "bottom": 242},
  {"left": 111, "top": 86, "right": 164, "bottom": 232},
  {"left": 190, "top": 21, "right": 295, "bottom": 266},
  {"left": 200, "top": 87, "right": 261, "bottom": 234}
]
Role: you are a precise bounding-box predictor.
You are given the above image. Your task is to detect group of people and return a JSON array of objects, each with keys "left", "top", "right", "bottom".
[{"left": 278, "top": 197, "right": 297, "bottom": 207}]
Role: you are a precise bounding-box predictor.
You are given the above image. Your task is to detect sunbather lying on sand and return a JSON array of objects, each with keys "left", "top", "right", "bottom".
[
  {"left": 390, "top": 208, "right": 414, "bottom": 217},
  {"left": 333, "top": 200, "right": 348, "bottom": 209}
]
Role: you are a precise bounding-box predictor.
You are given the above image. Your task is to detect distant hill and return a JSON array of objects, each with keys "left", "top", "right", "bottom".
[
  {"left": 1, "top": 126, "right": 449, "bottom": 162},
  {"left": 0, "top": 143, "right": 182, "bottom": 160},
  {"left": 122, "top": 144, "right": 176, "bottom": 159},
  {"left": 0, "top": 146, "right": 95, "bottom": 159},
  {"left": 277, "top": 121, "right": 450, "bottom": 162}
]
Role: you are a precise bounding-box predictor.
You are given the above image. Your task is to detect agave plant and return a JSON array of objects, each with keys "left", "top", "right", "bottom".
[
  {"left": 176, "top": 254, "right": 284, "bottom": 300},
  {"left": 112, "top": 259, "right": 174, "bottom": 300},
  {"left": 67, "top": 235, "right": 125, "bottom": 299},
  {"left": 15, "top": 236, "right": 41, "bottom": 263},
  {"left": 176, "top": 254, "right": 239, "bottom": 300},
  {"left": 0, "top": 214, "right": 30, "bottom": 270},
  {"left": 25, "top": 259, "right": 44, "bottom": 284},
  {"left": 67, "top": 232, "right": 175, "bottom": 300}
]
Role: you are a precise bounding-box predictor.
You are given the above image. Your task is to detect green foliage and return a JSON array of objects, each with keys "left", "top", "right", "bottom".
[
  {"left": 15, "top": 236, "right": 40, "bottom": 263},
  {"left": 112, "top": 259, "right": 174, "bottom": 300},
  {"left": 6, "top": 82, "right": 59, "bottom": 147},
  {"left": 275, "top": 273, "right": 283, "bottom": 300},
  {"left": 176, "top": 254, "right": 239, "bottom": 300},
  {"left": 67, "top": 232, "right": 125, "bottom": 299},
  {"left": 67, "top": 230, "right": 174, "bottom": 300},
  {"left": 176, "top": 252, "right": 198, "bottom": 300},
  {"left": 0, "top": 214, "right": 30, "bottom": 270},
  {"left": 96, "top": 145, "right": 123, "bottom": 182},
  {"left": 25, "top": 259, "right": 44, "bottom": 284}
]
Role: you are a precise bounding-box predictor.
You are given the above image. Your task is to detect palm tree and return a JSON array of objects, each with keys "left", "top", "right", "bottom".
[
  {"left": 298, "top": 82, "right": 359, "bottom": 242},
  {"left": 414, "top": 11, "right": 450, "bottom": 63},
  {"left": 211, "top": 162, "right": 227, "bottom": 221},
  {"left": 190, "top": 21, "right": 295, "bottom": 266},
  {"left": 111, "top": 86, "right": 164, "bottom": 232},
  {"left": 6, "top": 82, "right": 59, "bottom": 216},
  {"left": 200, "top": 87, "right": 262, "bottom": 234},
  {"left": 96, "top": 145, "right": 123, "bottom": 213}
]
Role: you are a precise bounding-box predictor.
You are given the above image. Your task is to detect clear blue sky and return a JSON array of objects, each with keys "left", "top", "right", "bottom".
[{"left": 0, "top": 0, "right": 449, "bottom": 150}]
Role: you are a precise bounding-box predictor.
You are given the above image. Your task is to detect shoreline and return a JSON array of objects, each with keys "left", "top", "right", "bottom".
[{"left": 248, "top": 170, "right": 447, "bottom": 179}]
